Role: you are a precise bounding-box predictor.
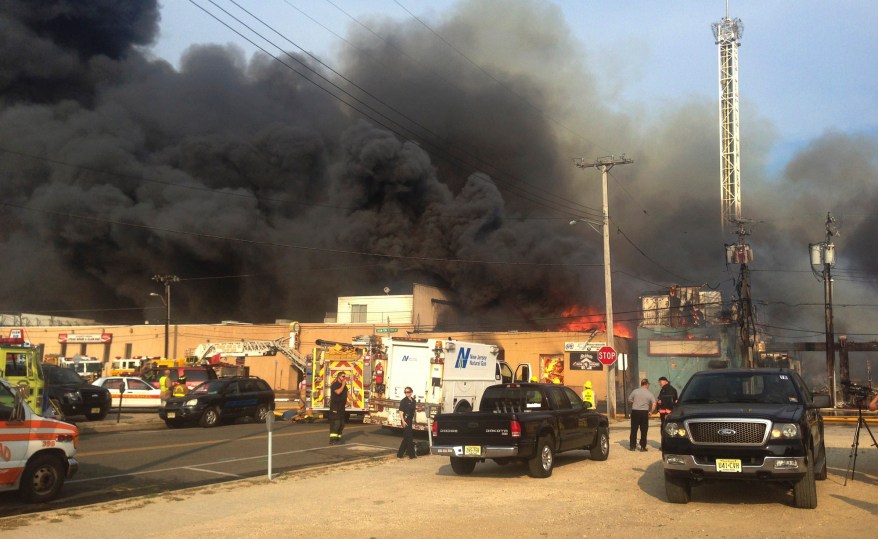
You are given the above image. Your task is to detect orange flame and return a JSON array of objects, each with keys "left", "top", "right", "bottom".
[{"left": 560, "top": 305, "right": 633, "bottom": 339}]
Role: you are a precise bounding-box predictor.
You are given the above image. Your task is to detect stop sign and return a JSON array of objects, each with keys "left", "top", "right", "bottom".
[{"left": 597, "top": 346, "right": 617, "bottom": 366}]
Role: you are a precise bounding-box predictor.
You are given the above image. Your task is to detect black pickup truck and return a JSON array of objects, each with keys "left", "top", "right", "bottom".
[
  {"left": 430, "top": 383, "right": 610, "bottom": 478},
  {"left": 661, "top": 368, "right": 830, "bottom": 509}
]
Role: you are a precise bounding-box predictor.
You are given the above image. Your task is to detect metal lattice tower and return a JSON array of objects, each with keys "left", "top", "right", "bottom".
[{"left": 712, "top": 6, "right": 743, "bottom": 233}]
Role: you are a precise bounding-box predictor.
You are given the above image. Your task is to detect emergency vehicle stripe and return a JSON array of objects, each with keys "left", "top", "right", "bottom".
[{"left": 0, "top": 467, "right": 25, "bottom": 484}]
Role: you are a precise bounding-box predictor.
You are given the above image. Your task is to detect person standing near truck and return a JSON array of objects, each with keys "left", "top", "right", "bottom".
[
  {"left": 656, "top": 376, "right": 678, "bottom": 428},
  {"left": 397, "top": 386, "right": 417, "bottom": 459},
  {"left": 628, "top": 379, "right": 656, "bottom": 452},
  {"left": 328, "top": 372, "right": 348, "bottom": 445}
]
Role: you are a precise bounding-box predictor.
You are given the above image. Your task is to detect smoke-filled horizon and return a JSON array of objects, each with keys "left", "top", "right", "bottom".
[{"left": 1, "top": 1, "right": 876, "bottom": 356}]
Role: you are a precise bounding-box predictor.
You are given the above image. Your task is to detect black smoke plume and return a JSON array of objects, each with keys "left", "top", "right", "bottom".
[{"left": 0, "top": 0, "right": 875, "bottom": 367}]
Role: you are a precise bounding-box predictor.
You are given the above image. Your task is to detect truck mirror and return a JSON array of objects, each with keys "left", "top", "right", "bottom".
[
  {"left": 11, "top": 385, "right": 26, "bottom": 422},
  {"left": 582, "top": 401, "right": 592, "bottom": 410}
]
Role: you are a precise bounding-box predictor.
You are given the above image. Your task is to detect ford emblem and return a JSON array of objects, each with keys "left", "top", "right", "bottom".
[{"left": 717, "top": 428, "right": 737, "bottom": 436}]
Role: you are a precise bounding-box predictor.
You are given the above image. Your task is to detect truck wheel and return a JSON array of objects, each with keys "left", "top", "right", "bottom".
[
  {"left": 589, "top": 427, "right": 610, "bottom": 461},
  {"left": 528, "top": 435, "right": 554, "bottom": 478},
  {"left": 815, "top": 442, "right": 827, "bottom": 481},
  {"left": 254, "top": 404, "right": 270, "bottom": 423},
  {"left": 664, "top": 473, "right": 691, "bottom": 504},
  {"left": 792, "top": 447, "right": 818, "bottom": 509},
  {"left": 200, "top": 406, "right": 221, "bottom": 428},
  {"left": 450, "top": 457, "right": 477, "bottom": 475},
  {"left": 20, "top": 453, "right": 66, "bottom": 503}
]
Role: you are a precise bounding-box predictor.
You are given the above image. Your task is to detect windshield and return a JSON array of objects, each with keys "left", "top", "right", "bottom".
[
  {"left": 679, "top": 372, "right": 801, "bottom": 405},
  {"left": 46, "top": 367, "right": 86, "bottom": 385},
  {"left": 191, "top": 380, "right": 228, "bottom": 395}
]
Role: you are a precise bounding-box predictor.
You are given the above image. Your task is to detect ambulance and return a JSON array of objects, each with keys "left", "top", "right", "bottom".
[{"left": 0, "top": 377, "right": 79, "bottom": 502}]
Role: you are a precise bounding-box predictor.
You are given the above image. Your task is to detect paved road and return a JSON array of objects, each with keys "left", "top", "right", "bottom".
[{"left": 0, "top": 418, "right": 404, "bottom": 517}]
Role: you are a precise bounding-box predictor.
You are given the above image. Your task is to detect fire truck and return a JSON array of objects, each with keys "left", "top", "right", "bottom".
[
  {"left": 0, "top": 335, "right": 46, "bottom": 414},
  {"left": 109, "top": 357, "right": 150, "bottom": 376},
  {"left": 364, "top": 337, "right": 531, "bottom": 431},
  {"left": 309, "top": 340, "right": 370, "bottom": 417},
  {"left": 59, "top": 357, "right": 104, "bottom": 382}
]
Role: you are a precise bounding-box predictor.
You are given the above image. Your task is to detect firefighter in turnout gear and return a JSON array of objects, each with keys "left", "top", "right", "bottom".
[{"left": 582, "top": 380, "right": 596, "bottom": 409}]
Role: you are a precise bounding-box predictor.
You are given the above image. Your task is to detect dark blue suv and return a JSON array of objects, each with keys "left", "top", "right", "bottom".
[{"left": 159, "top": 376, "right": 274, "bottom": 428}]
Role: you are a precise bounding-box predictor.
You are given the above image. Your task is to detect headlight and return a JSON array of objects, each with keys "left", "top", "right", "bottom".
[
  {"left": 64, "top": 391, "right": 82, "bottom": 403},
  {"left": 770, "top": 423, "right": 799, "bottom": 439},
  {"left": 185, "top": 398, "right": 200, "bottom": 406},
  {"left": 664, "top": 421, "right": 687, "bottom": 438}
]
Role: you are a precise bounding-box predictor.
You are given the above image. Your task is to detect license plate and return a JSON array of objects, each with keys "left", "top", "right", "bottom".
[
  {"left": 167, "top": 412, "right": 176, "bottom": 419},
  {"left": 464, "top": 445, "right": 481, "bottom": 456},
  {"left": 716, "top": 459, "right": 742, "bottom": 473},
  {"left": 91, "top": 407, "right": 101, "bottom": 414}
]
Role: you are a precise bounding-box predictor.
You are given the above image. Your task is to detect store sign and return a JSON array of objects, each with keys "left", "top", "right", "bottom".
[
  {"left": 569, "top": 351, "right": 603, "bottom": 371},
  {"left": 564, "top": 342, "right": 605, "bottom": 352},
  {"left": 58, "top": 333, "right": 113, "bottom": 344}
]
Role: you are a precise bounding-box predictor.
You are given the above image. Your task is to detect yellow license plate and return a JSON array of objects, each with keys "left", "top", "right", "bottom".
[
  {"left": 167, "top": 412, "right": 176, "bottom": 419},
  {"left": 91, "top": 407, "right": 101, "bottom": 414},
  {"left": 464, "top": 446, "right": 481, "bottom": 456},
  {"left": 716, "top": 459, "right": 742, "bottom": 473}
]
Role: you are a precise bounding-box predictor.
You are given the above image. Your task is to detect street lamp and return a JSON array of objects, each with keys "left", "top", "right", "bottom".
[{"left": 149, "top": 292, "right": 169, "bottom": 359}]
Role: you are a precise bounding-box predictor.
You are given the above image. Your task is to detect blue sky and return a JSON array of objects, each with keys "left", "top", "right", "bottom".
[{"left": 150, "top": 1, "right": 878, "bottom": 172}]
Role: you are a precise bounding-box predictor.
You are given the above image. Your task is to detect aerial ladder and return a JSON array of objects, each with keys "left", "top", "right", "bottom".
[{"left": 187, "top": 338, "right": 308, "bottom": 374}]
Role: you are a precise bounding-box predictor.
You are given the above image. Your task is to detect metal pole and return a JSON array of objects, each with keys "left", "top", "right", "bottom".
[
  {"left": 825, "top": 265, "right": 836, "bottom": 408},
  {"left": 164, "top": 280, "right": 171, "bottom": 359}
]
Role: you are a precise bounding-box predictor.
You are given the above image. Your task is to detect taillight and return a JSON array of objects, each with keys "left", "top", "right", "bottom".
[
  {"left": 431, "top": 420, "right": 438, "bottom": 436},
  {"left": 56, "top": 433, "right": 75, "bottom": 443},
  {"left": 510, "top": 420, "right": 521, "bottom": 438}
]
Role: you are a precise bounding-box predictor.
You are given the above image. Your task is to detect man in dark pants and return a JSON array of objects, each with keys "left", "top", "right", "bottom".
[
  {"left": 656, "top": 376, "right": 678, "bottom": 428},
  {"left": 628, "top": 378, "right": 656, "bottom": 452},
  {"left": 328, "top": 372, "right": 348, "bottom": 445},
  {"left": 397, "top": 386, "right": 417, "bottom": 459}
]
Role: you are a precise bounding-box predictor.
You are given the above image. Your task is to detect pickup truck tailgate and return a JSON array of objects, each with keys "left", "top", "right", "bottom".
[{"left": 432, "top": 412, "right": 524, "bottom": 458}]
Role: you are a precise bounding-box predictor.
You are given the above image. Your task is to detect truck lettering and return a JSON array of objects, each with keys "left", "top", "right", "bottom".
[{"left": 455, "top": 348, "right": 488, "bottom": 368}]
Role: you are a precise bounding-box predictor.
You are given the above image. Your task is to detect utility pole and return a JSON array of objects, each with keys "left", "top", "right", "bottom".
[
  {"left": 575, "top": 155, "right": 633, "bottom": 419},
  {"left": 809, "top": 212, "right": 838, "bottom": 407},
  {"left": 727, "top": 220, "right": 755, "bottom": 367},
  {"left": 152, "top": 274, "right": 180, "bottom": 358}
]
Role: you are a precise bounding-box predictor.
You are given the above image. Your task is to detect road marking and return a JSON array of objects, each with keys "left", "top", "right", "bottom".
[
  {"left": 76, "top": 424, "right": 374, "bottom": 457},
  {"left": 184, "top": 467, "right": 243, "bottom": 478},
  {"left": 68, "top": 442, "right": 393, "bottom": 484}
]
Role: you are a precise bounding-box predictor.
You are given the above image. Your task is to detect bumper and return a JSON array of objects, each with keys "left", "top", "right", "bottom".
[
  {"left": 159, "top": 406, "right": 204, "bottom": 421},
  {"left": 663, "top": 454, "right": 807, "bottom": 480},
  {"left": 67, "top": 457, "right": 79, "bottom": 479},
  {"left": 431, "top": 445, "right": 520, "bottom": 459}
]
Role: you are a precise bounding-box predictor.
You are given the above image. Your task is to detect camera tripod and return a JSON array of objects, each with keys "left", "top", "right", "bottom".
[{"left": 844, "top": 402, "right": 878, "bottom": 485}]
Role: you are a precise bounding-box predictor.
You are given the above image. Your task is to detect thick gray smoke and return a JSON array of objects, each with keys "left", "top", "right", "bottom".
[{"left": 0, "top": 0, "right": 875, "bottom": 358}]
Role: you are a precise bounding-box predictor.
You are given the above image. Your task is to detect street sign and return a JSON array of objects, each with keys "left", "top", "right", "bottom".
[
  {"left": 376, "top": 328, "right": 398, "bottom": 334},
  {"left": 597, "top": 346, "right": 617, "bottom": 366}
]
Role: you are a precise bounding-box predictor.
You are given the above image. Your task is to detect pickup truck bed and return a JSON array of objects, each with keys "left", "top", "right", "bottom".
[{"left": 431, "top": 383, "right": 609, "bottom": 477}]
